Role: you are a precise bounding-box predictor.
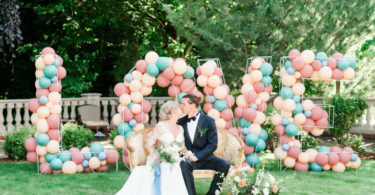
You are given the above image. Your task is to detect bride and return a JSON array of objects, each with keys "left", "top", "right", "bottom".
[{"left": 116, "top": 101, "right": 189, "bottom": 195}]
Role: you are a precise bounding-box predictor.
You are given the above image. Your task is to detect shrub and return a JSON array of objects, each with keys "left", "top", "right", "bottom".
[
  {"left": 61, "top": 123, "right": 94, "bottom": 149},
  {"left": 301, "top": 131, "right": 319, "bottom": 150},
  {"left": 335, "top": 133, "right": 367, "bottom": 153},
  {"left": 3, "top": 126, "right": 36, "bottom": 160}
]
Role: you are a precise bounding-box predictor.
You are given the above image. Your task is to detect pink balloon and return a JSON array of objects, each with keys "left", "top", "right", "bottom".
[
  {"left": 257, "top": 102, "right": 267, "bottom": 112},
  {"left": 53, "top": 169, "right": 62, "bottom": 174},
  {"left": 123, "top": 154, "right": 130, "bottom": 166},
  {"left": 330, "top": 146, "right": 342, "bottom": 153},
  {"left": 192, "top": 91, "right": 204, "bottom": 103},
  {"left": 56, "top": 55, "right": 63, "bottom": 66},
  {"left": 342, "top": 147, "right": 354, "bottom": 154},
  {"left": 214, "top": 67, "right": 223, "bottom": 77},
  {"left": 332, "top": 69, "right": 343, "bottom": 80},
  {"left": 203, "top": 86, "right": 214, "bottom": 95},
  {"left": 253, "top": 82, "right": 265, "bottom": 93},
  {"left": 28, "top": 98, "right": 41, "bottom": 113},
  {"left": 135, "top": 60, "right": 147, "bottom": 73},
  {"left": 71, "top": 152, "right": 84, "bottom": 165},
  {"left": 339, "top": 152, "right": 351, "bottom": 164},
  {"left": 225, "top": 95, "right": 235, "bottom": 108},
  {"left": 316, "top": 153, "right": 328, "bottom": 166},
  {"left": 134, "top": 112, "right": 147, "bottom": 123},
  {"left": 279, "top": 134, "right": 293, "bottom": 145},
  {"left": 225, "top": 121, "right": 231, "bottom": 129},
  {"left": 47, "top": 114, "right": 60, "bottom": 129},
  {"left": 300, "top": 65, "right": 313, "bottom": 78},
  {"left": 328, "top": 153, "right": 339, "bottom": 165},
  {"left": 275, "top": 125, "right": 285, "bottom": 136},
  {"left": 332, "top": 53, "right": 344, "bottom": 61},
  {"left": 36, "top": 89, "right": 50, "bottom": 99},
  {"left": 244, "top": 108, "right": 257, "bottom": 121},
  {"left": 311, "top": 60, "right": 322, "bottom": 71},
  {"left": 172, "top": 75, "right": 184, "bottom": 86},
  {"left": 47, "top": 129, "right": 61, "bottom": 142},
  {"left": 162, "top": 67, "right": 176, "bottom": 80},
  {"left": 292, "top": 57, "right": 305, "bottom": 71},
  {"left": 180, "top": 79, "right": 195, "bottom": 93},
  {"left": 244, "top": 144, "right": 255, "bottom": 155},
  {"left": 311, "top": 107, "right": 323, "bottom": 121},
  {"left": 295, "top": 161, "right": 309, "bottom": 172},
  {"left": 167, "top": 85, "right": 180, "bottom": 98},
  {"left": 321, "top": 110, "right": 328, "bottom": 119},
  {"left": 27, "top": 152, "right": 38, "bottom": 163},
  {"left": 245, "top": 91, "right": 258, "bottom": 104},
  {"left": 106, "top": 150, "right": 120, "bottom": 163},
  {"left": 288, "top": 146, "right": 301, "bottom": 159},
  {"left": 84, "top": 167, "right": 93, "bottom": 172},
  {"left": 40, "top": 162, "right": 52, "bottom": 174},
  {"left": 41, "top": 47, "right": 56, "bottom": 56},
  {"left": 265, "top": 85, "right": 273, "bottom": 93},
  {"left": 220, "top": 109, "right": 234, "bottom": 121},
  {"left": 222, "top": 84, "right": 230, "bottom": 93},
  {"left": 234, "top": 107, "right": 244, "bottom": 118},
  {"left": 256, "top": 57, "right": 266, "bottom": 64},
  {"left": 288, "top": 49, "right": 300, "bottom": 61},
  {"left": 327, "top": 58, "right": 337, "bottom": 69},
  {"left": 302, "top": 118, "right": 315, "bottom": 132},
  {"left": 98, "top": 165, "right": 109, "bottom": 171},
  {"left": 49, "top": 82, "right": 62, "bottom": 92},
  {"left": 315, "top": 118, "right": 328, "bottom": 128},
  {"left": 121, "top": 108, "right": 134, "bottom": 122},
  {"left": 114, "top": 83, "right": 129, "bottom": 97},
  {"left": 203, "top": 103, "right": 214, "bottom": 113},
  {"left": 25, "top": 137, "right": 37, "bottom": 152},
  {"left": 247, "top": 66, "right": 253, "bottom": 74},
  {"left": 196, "top": 66, "right": 202, "bottom": 76},
  {"left": 57, "top": 66, "right": 66, "bottom": 80},
  {"left": 156, "top": 74, "right": 170, "bottom": 88},
  {"left": 141, "top": 100, "right": 152, "bottom": 113},
  {"left": 68, "top": 147, "right": 80, "bottom": 154}
]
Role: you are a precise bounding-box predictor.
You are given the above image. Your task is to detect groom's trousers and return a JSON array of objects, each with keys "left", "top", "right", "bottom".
[{"left": 180, "top": 157, "right": 230, "bottom": 195}]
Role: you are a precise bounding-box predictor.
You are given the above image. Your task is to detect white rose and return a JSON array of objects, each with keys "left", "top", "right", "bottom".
[{"left": 263, "top": 188, "right": 269, "bottom": 195}]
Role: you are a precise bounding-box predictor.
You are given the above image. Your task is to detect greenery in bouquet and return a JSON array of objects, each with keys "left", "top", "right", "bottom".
[{"left": 156, "top": 141, "right": 184, "bottom": 164}]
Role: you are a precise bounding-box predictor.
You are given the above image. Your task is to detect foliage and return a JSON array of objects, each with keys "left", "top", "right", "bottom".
[
  {"left": 301, "top": 131, "right": 319, "bottom": 151},
  {"left": 61, "top": 123, "right": 94, "bottom": 149},
  {"left": 3, "top": 126, "right": 35, "bottom": 160},
  {"left": 328, "top": 94, "right": 368, "bottom": 144},
  {"left": 262, "top": 104, "right": 279, "bottom": 151},
  {"left": 335, "top": 133, "right": 367, "bottom": 153},
  {"left": 109, "top": 129, "right": 119, "bottom": 145}
]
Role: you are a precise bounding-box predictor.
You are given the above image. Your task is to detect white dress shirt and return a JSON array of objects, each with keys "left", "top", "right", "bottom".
[{"left": 187, "top": 112, "right": 200, "bottom": 143}]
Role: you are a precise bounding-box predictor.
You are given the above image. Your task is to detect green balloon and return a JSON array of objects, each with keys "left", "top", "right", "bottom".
[
  {"left": 246, "top": 153, "right": 260, "bottom": 167},
  {"left": 45, "top": 153, "right": 57, "bottom": 163},
  {"left": 156, "top": 57, "right": 170, "bottom": 71},
  {"left": 183, "top": 66, "right": 195, "bottom": 79},
  {"left": 338, "top": 58, "right": 349, "bottom": 70},
  {"left": 260, "top": 63, "right": 273, "bottom": 76},
  {"left": 177, "top": 92, "right": 187, "bottom": 102},
  {"left": 146, "top": 64, "right": 160, "bottom": 76},
  {"left": 125, "top": 131, "right": 135, "bottom": 141},
  {"left": 51, "top": 158, "right": 63, "bottom": 170},
  {"left": 293, "top": 103, "right": 304, "bottom": 114},
  {"left": 238, "top": 117, "right": 251, "bottom": 127},
  {"left": 261, "top": 76, "right": 272, "bottom": 86},
  {"left": 39, "top": 77, "right": 51, "bottom": 88},
  {"left": 117, "top": 122, "right": 132, "bottom": 135},
  {"left": 245, "top": 133, "right": 259, "bottom": 146},
  {"left": 280, "top": 87, "right": 293, "bottom": 99},
  {"left": 43, "top": 65, "right": 57, "bottom": 78},
  {"left": 214, "top": 99, "right": 227, "bottom": 111}
]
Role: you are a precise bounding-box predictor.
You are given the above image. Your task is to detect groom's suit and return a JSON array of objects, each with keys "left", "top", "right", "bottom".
[{"left": 178, "top": 112, "right": 230, "bottom": 195}]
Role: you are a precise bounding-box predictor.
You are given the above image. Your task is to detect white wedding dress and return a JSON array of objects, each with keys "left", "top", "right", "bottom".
[{"left": 116, "top": 122, "right": 189, "bottom": 195}]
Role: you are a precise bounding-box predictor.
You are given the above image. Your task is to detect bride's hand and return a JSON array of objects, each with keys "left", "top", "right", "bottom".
[
  {"left": 154, "top": 157, "right": 161, "bottom": 164},
  {"left": 155, "top": 139, "right": 161, "bottom": 147},
  {"left": 180, "top": 148, "right": 188, "bottom": 154}
]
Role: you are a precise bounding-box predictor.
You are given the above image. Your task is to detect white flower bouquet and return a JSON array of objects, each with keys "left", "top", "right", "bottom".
[{"left": 156, "top": 141, "right": 184, "bottom": 164}]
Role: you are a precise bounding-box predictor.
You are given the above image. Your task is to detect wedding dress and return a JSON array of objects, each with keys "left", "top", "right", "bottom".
[{"left": 116, "top": 122, "right": 189, "bottom": 195}]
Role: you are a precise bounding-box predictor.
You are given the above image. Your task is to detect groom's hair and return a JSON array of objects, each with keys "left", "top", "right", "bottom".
[{"left": 182, "top": 94, "right": 200, "bottom": 107}]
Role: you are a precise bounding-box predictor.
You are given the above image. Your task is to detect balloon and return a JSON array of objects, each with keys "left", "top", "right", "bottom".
[
  {"left": 114, "top": 135, "right": 125, "bottom": 149},
  {"left": 39, "top": 77, "right": 51, "bottom": 88},
  {"left": 254, "top": 112, "right": 266, "bottom": 124},
  {"left": 250, "top": 70, "right": 263, "bottom": 82},
  {"left": 162, "top": 67, "right": 176, "bottom": 80},
  {"left": 328, "top": 153, "right": 339, "bottom": 165},
  {"left": 48, "top": 92, "right": 61, "bottom": 105},
  {"left": 337, "top": 58, "right": 349, "bottom": 70},
  {"left": 207, "top": 109, "right": 220, "bottom": 120},
  {"left": 130, "top": 92, "right": 143, "bottom": 103},
  {"left": 302, "top": 100, "right": 315, "bottom": 111},
  {"left": 295, "top": 161, "right": 309, "bottom": 172},
  {"left": 332, "top": 162, "right": 345, "bottom": 172},
  {"left": 183, "top": 66, "right": 195, "bottom": 79},
  {"left": 145, "top": 51, "right": 159, "bottom": 64},
  {"left": 62, "top": 161, "right": 78, "bottom": 174},
  {"left": 260, "top": 63, "right": 273, "bottom": 76},
  {"left": 253, "top": 82, "right": 265, "bottom": 93},
  {"left": 298, "top": 152, "right": 309, "bottom": 164},
  {"left": 292, "top": 57, "right": 305, "bottom": 71},
  {"left": 58, "top": 150, "right": 72, "bottom": 163},
  {"left": 316, "top": 153, "right": 328, "bottom": 166},
  {"left": 282, "top": 99, "right": 296, "bottom": 112},
  {"left": 294, "top": 113, "right": 306, "bottom": 125},
  {"left": 142, "top": 74, "right": 156, "bottom": 87},
  {"left": 180, "top": 79, "right": 195, "bottom": 93},
  {"left": 207, "top": 75, "right": 221, "bottom": 88},
  {"left": 43, "top": 54, "right": 55, "bottom": 65},
  {"left": 301, "top": 50, "right": 315, "bottom": 64},
  {"left": 25, "top": 137, "right": 37, "bottom": 152},
  {"left": 288, "top": 146, "right": 301, "bottom": 159},
  {"left": 156, "top": 57, "right": 170, "bottom": 71},
  {"left": 215, "top": 118, "right": 226, "bottom": 129},
  {"left": 343, "top": 68, "right": 355, "bottom": 80},
  {"left": 220, "top": 109, "right": 233, "bottom": 121},
  {"left": 135, "top": 60, "right": 148, "bottom": 73},
  {"left": 274, "top": 125, "right": 285, "bottom": 136},
  {"left": 244, "top": 108, "right": 257, "bottom": 121},
  {"left": 280, "top": 87, "right": 293, "bottom": 99},
  {"left": 238, "top": 117, "right": 251, "bottom": 128},
  {"left": 197, "top": 75, "right": 208, "bottom": 87},
  {"left": 245, "top": 133, "right": 258, "bottom": 146},
  {"left": 284, "top": 157, "right": 296, "bottom": 168},
  {"left": 338, "top": 152, "right": 351, "bottom": 164},
  {"left": 319, "top": 67, "right": 332, "bottom": 80},
  {"left": 47, "top": 129, "right": 60, "bottom": 141},
  {"left": 49, "top": 82, "right": 62, "bottom": 92},
  {"left": 288, "top": 49, "right": 300, "bottom": 61},
  {"left": 46, "top": 140, "right": 59, "bottom": 153},
  {"left": 246, "top": 153, "right": 260, "bottom": 167},
  {"left": 43, "top": 65, "right": 57, "bottom": 78},
  {"left": 350, "top": 159, "right": 361, "bottom": 169},
  {"left": 201, "top": 62, "right": 215, "bottom": 76},
  {"left": 90, "top": 142, "right": 104, "bottom": 157},
  {"left": 36, "top": 133, "right": 50, "bottom": 146},
  {"left": 274, "top": 146, "right": 287, "bottom": 160},
  {"left": 88, "top": 157, "right": 100, "bottom": 170},
  {"left": 156, "top": 74, "right": 170, "bottom": 88},
  {"left": 173, "top": 59, "right": 187, "bottom": 75},
  {"left": 106, "top": 150, "right": 120, "bottom": 163},
  {"left": 172, "top": 75, "right": 184, "bottom": 86},
  {"left": 285, "top": 123, "right": 298, "bottom": 136},
  {"left": 251, "top": 58, "right": 262, "bottom": 69},
  {"left": 310, "top": 161, "right": 323, "bottom": 172},
  {"left": 213, "top": 67, "right": 223, "bottom": 77},
  {"left": 26, "top": 152, "right": 38, "bottom": 163},
  {"left": 47, "top": 114, "right": 60, "bottom": 129},
  {"left": 255, "top": 139, "right": 266, "bottom": 152},
  {"left": 213, "top": 86, "right": 228, "bottom": 100}
]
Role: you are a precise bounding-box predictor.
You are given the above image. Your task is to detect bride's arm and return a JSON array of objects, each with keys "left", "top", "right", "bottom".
[{"left": 146, "top": 124, "right": 162, "bottom": 164}]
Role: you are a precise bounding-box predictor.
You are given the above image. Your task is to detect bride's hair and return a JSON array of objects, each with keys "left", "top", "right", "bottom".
[{"left": 159, "top": 101, "right": 180, "bottom": 121}]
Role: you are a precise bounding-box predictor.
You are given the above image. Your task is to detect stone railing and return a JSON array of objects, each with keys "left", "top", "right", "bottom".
[{"left": 0, "top": 93, "right": 374, "bottom": 137}]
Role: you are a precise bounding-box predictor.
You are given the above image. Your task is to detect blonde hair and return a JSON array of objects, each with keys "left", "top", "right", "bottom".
[{"left": 159, "top": 101, "right": 180, "bottom": 121}]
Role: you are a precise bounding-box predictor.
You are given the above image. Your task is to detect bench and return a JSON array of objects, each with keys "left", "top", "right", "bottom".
[{"left": 126, "top": 126, "right": 245, "bottom": 178}]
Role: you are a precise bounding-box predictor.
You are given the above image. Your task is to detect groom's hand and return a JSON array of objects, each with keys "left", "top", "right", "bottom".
[{"left": 189, "top": 155, "right": 198, "bottom": 162}]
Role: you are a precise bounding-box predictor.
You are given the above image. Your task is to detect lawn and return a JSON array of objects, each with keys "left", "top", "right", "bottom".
[{"left": 0, "top": 153, "right": 374, "bottom": 195}]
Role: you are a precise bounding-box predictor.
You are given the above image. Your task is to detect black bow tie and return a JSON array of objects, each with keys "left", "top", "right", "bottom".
[{"left": 187, "top": 113, "right": 199, "bottom": 122}]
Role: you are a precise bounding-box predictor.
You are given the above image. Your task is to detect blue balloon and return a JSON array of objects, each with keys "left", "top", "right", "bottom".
[
  {"left": 293, "top": 103, "right": 303, "bottom": 114},
  {"left": 284, "top": 60, "right": 292, "bottom": 69},
  {"left": 259, "top": 129, "right": 268, "bottom": 141},
  {"left": 246, "top": 153, "right": 260, "bottom": 167},
  {"left": 183, "top": 66, "right": 195, "bottom": 79},
  {"left": 250, "top": 103, "right": 257, "bottom": 110},
  {"left": 178, "top": 92, "right": 188, "bottom": 102},
  {"left": 310, "top": 161, "right": 323, "bottom": 172},
  {"left": 293, "top": 95, "right": 301, "bottom": 103},
  {"left": 125, "top": 131, "right": 134, "bottom": 141},
  {"left": 338, "top": 58, "right": 349, "bottom": 70},
  {"left": 98, "top": 152, "right": 107, "bottom": 160},
  {"left": 214, "top": 99, "right": 227, "bottom": 111},
  {"left": 280, "top": 87, "right": 293, "bottom": 99},
  {"left": 316, "top": 52, "right": 328, "bottom": 62},
  {"left": 208, "top": 95, "right": 216, "bottom": 103},
  {"left": 125, "top": 74, "right": 133, "bottom": 82},
  {"left": 281, "top": 118, "right": 289, "bottom": 126},
  {"left": 317, "top": 146, "right": 330, "bottom": 155},
  {"left": 321, "top": 61, "right": 328, "bottom": 67},
  {"left": 45, "top": 153, "right": 57, "bottom": 163},
  {"left": 82, "top": 160, "right": 89, "bottom": 168},
  {"left": 285, "top": 123, "right": 298, "bottom": 136},
  {"left": 287, "top": 67, "right": 296, "bottom": 74},
  {"left": 50, "top": 76, "right": 58, "bottom": 83},
  {"left": 50, "top": 158, "right": 63, "bottom": 170},
  {"left": 129, "top": 119, "right": 137, "bottom": 127},
  {"left": 238, "top": 117, "right": 251, "bottom": 127},
  {"left": 347, "top": 57, "right": 356, "bottom": 68},
  {"left": 90, "top": 142, "right": 104, "bottom": 157},
  {"left": 36, "top": 133, "right": 49, "bottom": 146},
  {"left": 255, "top": 139, "right": 266, "bottom": 152},
  {"left": 350, "top": 153, "right": 358, "bottom": 161},
  {"left": 39, "top": 77, "right": 51, "bottom": 88},
  {"left": 261, "top": 76, "right": 272, "bottom": 86},
  {"left": 83, "top": 152, "right": 92, "bottom": 160},
  {"left": 260, "top": 63, "right": 273, "bottom": 76},
  {"left": 58, "top": 150, "right": 72, "bottom": 163},
  {"left": 156, "top": 57, "right": 170, "bottom": 71},
  {"left": 241, "top": 127, "right": 250, "bottom": 135},
  {"left": 117, "top": 122, "right": 132, "bottom": 135},
  {"left": 282, "top": 144, "right": 289, "bottom": 151},
  {"left": 53, "top": 59, "right": 60, "bottom": 67},
  {"left": 146, "top": 64, "right": 160, "bottom": 76},
  {"left": 198, "top": 105, "right": 202, "bottom": 112},
  {"left": 43, "top": 65, "right": 58, "bottom": 78},
  {"left": 245, "top": 133, "right": 259, "bottom": 146},
  {"left": 39, "top": 96, "right": 48, "bottom": 105},
  {"left": 128, "top": 102, "right": 135, "bottom": 109},
  {"left": 304, "top": 110, "right": 312, "bottom": 117}
]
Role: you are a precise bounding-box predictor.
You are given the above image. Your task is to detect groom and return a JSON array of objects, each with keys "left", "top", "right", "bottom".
[{"left": 178, "top": 94, "right": 230, "bottom": 195}]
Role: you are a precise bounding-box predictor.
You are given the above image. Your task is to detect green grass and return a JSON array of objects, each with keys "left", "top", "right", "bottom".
[{"left": 0, "top": 154, "right": 374, "bottom": 195}]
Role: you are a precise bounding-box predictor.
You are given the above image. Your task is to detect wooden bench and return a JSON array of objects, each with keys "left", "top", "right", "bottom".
[{"left": 126, "top": 126, "right": 245, "bottom": 178}]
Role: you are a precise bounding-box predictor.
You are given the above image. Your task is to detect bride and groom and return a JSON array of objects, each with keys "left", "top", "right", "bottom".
[{"left": 116, "top": 94, "right": 230, "bottom": 195}]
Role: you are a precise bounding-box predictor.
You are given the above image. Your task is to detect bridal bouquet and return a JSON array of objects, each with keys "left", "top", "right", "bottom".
[{"left": 156, "top": 141, "right": 184, "bottom": 164}]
